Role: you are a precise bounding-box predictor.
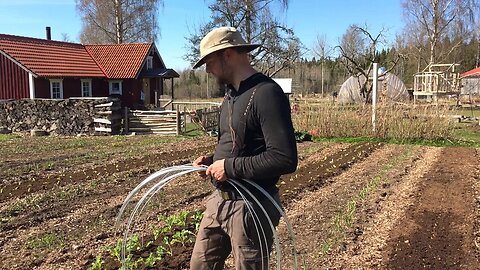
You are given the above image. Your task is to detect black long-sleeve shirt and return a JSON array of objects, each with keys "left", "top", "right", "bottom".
[{"left": 213, "top": 73, "right": 297, "bottom": 189}]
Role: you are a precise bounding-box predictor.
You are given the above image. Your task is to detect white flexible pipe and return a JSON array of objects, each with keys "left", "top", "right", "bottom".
[{"left": 116, "top": 165, "right": 299, "bottom": 270}]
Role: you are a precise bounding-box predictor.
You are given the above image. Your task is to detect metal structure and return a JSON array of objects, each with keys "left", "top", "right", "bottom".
[{"left": 413, "top": 63, "right": 461, "bottom": 103}]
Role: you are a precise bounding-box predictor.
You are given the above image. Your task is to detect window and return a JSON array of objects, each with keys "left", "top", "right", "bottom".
[
  {"left": 146, "top": 56, "right": 153, "bottom": 70},
  {"left": 109, "top": 80, "right": 123, "bottom": 95},
  {"left": 81, "top": 79, "right": 92, "bottom": 97},
  {"left": 49, "top": 79, "right": 63, "bottom": 99}
]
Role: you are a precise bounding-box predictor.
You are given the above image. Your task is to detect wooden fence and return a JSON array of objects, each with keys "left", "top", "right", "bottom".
[
  {"left": 160, "top": 100, "right": 221, "bottom": 111},
  {"left": 125, "top": 109, "right": 182, "bottom": 135},
  {"left": 188, "top": 107, "right": 220, "bottom": 133},
  {"left": 123, "top": 102, "right": 221, "bottom": 135}
]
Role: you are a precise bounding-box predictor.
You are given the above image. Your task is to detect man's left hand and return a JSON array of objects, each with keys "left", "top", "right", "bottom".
[{"left": 206, "top": 159, "right": 227, "bottom": 182}]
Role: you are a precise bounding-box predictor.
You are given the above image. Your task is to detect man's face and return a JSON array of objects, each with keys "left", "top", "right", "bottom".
[{"left": 205, "top": 50, "right": 231, "bottom": 85}]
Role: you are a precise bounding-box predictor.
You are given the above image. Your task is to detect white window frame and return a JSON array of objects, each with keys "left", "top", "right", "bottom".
[
  {"left": 81, "top": 79, "right": 92, "bottom": 97},
  {"left": 109, "top": 80, "right": 123, "bottom": 95},
  {"left": 49, "top": 79, "right": 63, "bottom": 99},
  {"left": 146, "top": 56, "right": 153, "bottom": 70}
]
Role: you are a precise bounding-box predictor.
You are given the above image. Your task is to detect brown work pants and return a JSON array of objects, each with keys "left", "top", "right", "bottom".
[{"left": 190, "top": 190, "right": 281, "bottom": 270}]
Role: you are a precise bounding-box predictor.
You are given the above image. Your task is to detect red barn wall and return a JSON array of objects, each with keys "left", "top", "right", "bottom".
[
  {"left": 0, "top": 53, "right": 29, "bottom": 99},
  {"left": 34, "top": 78, "right": 50, "bottom": 98}
]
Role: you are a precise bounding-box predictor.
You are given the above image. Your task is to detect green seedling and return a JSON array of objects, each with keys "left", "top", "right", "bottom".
[{"left": 87, "top": 255, "right": 104, "bottom": 270}]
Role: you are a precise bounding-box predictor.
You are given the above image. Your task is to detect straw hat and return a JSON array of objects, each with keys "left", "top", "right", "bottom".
[{"left": 193, "top": 27, "right": 260, "bottom": 69}]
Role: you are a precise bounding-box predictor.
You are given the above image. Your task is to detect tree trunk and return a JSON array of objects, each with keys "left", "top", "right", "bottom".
[
  {"left": 114, "top": 0, "right": 123, "bottom": 44},
  {"left": 429, "top": 0, "right": 440, "bottom": 66},
  {"left": 245, "top": 0, "right": 252, "bottom": 43}
]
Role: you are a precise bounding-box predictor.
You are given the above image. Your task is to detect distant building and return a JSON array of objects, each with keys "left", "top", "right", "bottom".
[
  {"left": 0, "top": 33, "right": 178, "bottom": 107},
  {"left": 461, "top": 67, "right": 480, "bottom": 96}
]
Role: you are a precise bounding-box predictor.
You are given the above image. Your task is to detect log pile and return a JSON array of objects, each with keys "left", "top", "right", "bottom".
[
  {"left": 94, "top": 99, "right": 123, "bottom": 135},
  {"left": 0, "top": 98, "right": 122, "bottom": 135}
]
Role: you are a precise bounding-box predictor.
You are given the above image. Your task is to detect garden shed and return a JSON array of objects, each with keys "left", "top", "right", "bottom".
[
  {"left": 461, "top": 67, "right": 480, "bottom": 95},
  {"left": 337, "top": 72, "right": 409, "bottom": 104}
]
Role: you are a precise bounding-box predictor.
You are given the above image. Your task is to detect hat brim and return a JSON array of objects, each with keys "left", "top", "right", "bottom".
[{"left": 192, "top": 44, "right": 260, "bottom": 69}]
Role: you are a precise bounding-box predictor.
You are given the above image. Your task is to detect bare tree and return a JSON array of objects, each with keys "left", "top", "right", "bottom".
[
  {"left": 76, "top": 0, "right": 163, "bottom": 44},
  {"left": 184, "top": 0, "right": 301, "bottom": 77},
  {"left": 402, "top": 0, "right": 478, "bottom": 65},
  {"left": 61, "top": 33, "right": 73, "bottom": 42},
  {"left": 312, "top": 34, "right": 332, "bottom": 96},
  {"left": 336, "top": 25, "right": 403, "bottom": 103}
]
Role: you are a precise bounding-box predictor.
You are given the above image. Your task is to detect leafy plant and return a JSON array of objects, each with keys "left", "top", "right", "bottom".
[
  {"left": 171, "top": 229, "right": 195, "bottom": 246},
  {"left": 87, "top": 255, "right": 104, "bottom": 270},
  {"left": 294, "top": 130, "right": 312, "bottom": 142}
]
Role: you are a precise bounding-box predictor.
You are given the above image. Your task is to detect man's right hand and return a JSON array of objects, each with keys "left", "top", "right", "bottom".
[{"left": 193, "top": 155, "right": 213, "bottom": 178}]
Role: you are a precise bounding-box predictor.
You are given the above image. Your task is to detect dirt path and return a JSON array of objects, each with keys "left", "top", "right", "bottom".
[
  {"left": 306, "top": 148, "right": 480, "bottom": 269},
  {"left": 276, "top": 144, "right": 421, "bottom": 268},
  {"left": 382, "top": 147, "right": 480, "bottom": 269}
]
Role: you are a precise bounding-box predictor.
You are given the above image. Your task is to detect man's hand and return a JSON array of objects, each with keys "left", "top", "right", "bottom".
[
  {"left": 206, "top": 159, "right": 227, "bottom": 182},
  {"left": 193, "top": 155, "right": 213, "bottom": 178}
]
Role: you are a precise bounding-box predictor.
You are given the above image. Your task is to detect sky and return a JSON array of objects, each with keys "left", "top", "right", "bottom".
[{"left": 0, "top": 0, "right": 404, "bottom": 71}]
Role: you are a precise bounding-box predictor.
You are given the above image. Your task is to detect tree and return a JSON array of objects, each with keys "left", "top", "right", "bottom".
[
  {"left": 184, "top": 0, "right": 301, "bottom": 77},
  {"left": 401, "top": 0, "right": 478, "bottom": 66},
  {"left": 335, "top": 25, "right": 403, "bottom": 103},
  {"left": 76, "top": 0, "right": 163, "bottom": 44},
  {"left": 61, "top": 33, "right": 73, "bottom": 42},
  {"left": 312, "top": 34, "right": 332, "bottom": 96}
]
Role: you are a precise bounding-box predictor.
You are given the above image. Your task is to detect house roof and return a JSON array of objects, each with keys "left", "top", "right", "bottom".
[
  {"left": 85, "top": 43, "right": 153, "bottom": 79},
  {"left": 462, "top": 67, "right": 480, "bottom": 78},
  {"left": 0, "top": 34, "right": 104, "bottom": 77},
  {"left": 140, "top": 68, "right": 179, "bottom": 78}
]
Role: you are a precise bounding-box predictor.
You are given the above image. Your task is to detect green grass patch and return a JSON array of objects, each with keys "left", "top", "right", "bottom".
[
  {"left": 451, "top": 123, "right": 480, "bottom": 145},
  {"left": 451, "top": 108, "right": 480, "bottom": 118},
  {"left": 182, "top": 122, "right": 209, "bottom": 137},
  {"left": 0, "top": 133, "right": 18, "bottom": 142},
  {"left": 311, "top": 135, "right": 480, "bottom": 148},
  {"left": 26, "top": 232, "right": 64, "bottom": 250}
]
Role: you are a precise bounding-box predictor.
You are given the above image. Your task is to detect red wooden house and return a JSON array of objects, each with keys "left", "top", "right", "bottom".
[{"left": 0, "top": 33, "right": 179, "bottom": 107}]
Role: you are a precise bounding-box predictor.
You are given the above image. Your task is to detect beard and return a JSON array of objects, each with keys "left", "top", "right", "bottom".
[
  {"left": 214, "top": 65, "right": 232, "bottom": 91},
  {"left": 214, "top": 78, "right": 228, "bottom": 96},
  {"left": 215, "top": 75, "right": 228, "bottom": 86}
]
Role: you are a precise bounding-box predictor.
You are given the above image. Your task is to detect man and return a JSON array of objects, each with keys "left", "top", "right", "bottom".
[{"left": 190, "top": 26, "right": 297, "bottom": 270}]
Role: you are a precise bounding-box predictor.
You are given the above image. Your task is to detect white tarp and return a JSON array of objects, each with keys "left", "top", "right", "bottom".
[{"left": 337, "top": 73, "right": 409, "bottom": 104}]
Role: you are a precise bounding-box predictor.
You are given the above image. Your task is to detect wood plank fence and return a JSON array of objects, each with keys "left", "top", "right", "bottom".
[
  {"left": 125, "top": 109, "right": 182, "bottom": 135},
  {"left": 123, "top": 102, "right": 221, "bottom": 135}
]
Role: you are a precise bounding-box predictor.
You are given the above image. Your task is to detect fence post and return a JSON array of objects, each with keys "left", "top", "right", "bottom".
[
  {"left": 176, "top": 106, "right": 181, "bottom": 136},
  {"left": 124, "top": 107, "right": 129, "bottom": 134},
  {"left": 372, "top": 63, "right": 378, "bottom": 133},
  {"left": 183, "top": 106, "right": 187, "bottom": 133}
]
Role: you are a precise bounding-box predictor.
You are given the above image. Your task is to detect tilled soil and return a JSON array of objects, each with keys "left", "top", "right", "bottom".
[
  {"left": 280, "top": 146, "right": 480, "bottom": 269},
  {"left": 0, "top": 136, "right": 479, "bottom": 270},
  {"left": 382, "top": 147, "right": 480, "bottom": 269}
]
